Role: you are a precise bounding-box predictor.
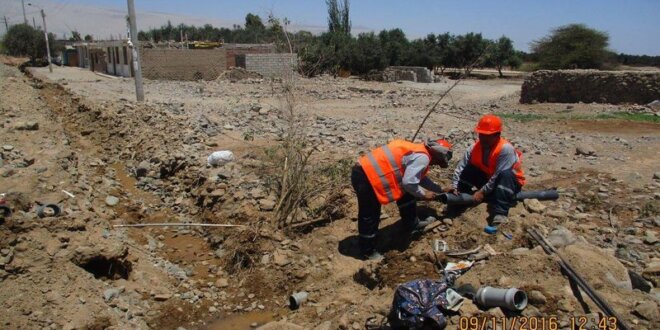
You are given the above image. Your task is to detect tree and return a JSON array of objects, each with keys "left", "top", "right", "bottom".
[
  {"left": 379, "top": 29, "right": 410, "bottom": 66},
  {"left": 351, "top": 32, "right": 386, "bottom": 74},
  {"left": 245, "top": 13, "right": 265, "bottom": 30},
  {"left": 532, "top": 24, "right": 609, "bottom": 69},
  {"left": 2, "top": 24, "right": 46, "bottom": 62},
  {"left": 436, "top": 32, "right": 456, "bottom": 73},
  {"left": 484, "top": 36, "right": 521, "bottom": 77},
  {"left": 326, "top": 0, "right": 350, "bottom": 35},
  {"left": 69, "top": 30, "right": 82, "bottom": 42},
  {"left": 84, "top": 34, "right": 93, "bottom": 41},
  {"left": 453, "top": 32, "right": 488, "bottom": 74}
]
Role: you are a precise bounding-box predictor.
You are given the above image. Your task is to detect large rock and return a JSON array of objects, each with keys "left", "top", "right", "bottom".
[
  {"left": 633, "top": 301, "right": 658, "bottom": 321},
  {"left": 13, "top": 121, "right": 39, "bottom": 130},
  {"left": 523, "top": 198, "right": 546, "bottom": 213},
  {"left": 562, "top": 243, "right": 632, "bottom": 292},
  {"left": 576, "top": 144, "right": 596, "bottom": 156},
  {"left": 547, "top": 226, "right": 576, "bottom": 248}
]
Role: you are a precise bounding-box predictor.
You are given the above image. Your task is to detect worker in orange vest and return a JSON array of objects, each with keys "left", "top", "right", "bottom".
[
  {"left": 352, "top": 139, "right": 453, "bottom": 260},
  {"left": 446, "top": 114, "right": 525, "bottom": 227}
]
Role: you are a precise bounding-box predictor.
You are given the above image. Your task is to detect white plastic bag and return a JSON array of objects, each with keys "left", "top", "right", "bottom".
[{"left": 207, "top": 150, "right": 235, "bottom": 166}]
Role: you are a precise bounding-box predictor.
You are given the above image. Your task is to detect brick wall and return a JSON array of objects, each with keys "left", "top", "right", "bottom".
[
  {"left": 521, "top": 70, "right": 660, "bottom": 104},
  {"left": 224, "top": 44, "right": 274, "bottom": 69},
  {"left": 237, "top": 53, "right": 298, "bottom": 78},
  {"left": 141, "top": 48, "right": 227, "bottom": 81}
]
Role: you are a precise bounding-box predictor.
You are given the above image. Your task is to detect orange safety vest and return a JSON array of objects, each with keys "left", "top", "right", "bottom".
[
  {"left": 469, "top": 137, "right": 526, "bottom": 186},
  {"left": 359, "top": 140, "right": 431, "bottom": 205}
]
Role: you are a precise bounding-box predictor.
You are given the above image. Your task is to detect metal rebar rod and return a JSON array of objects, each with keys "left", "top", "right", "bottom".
[
  {"left": 113, "top": 223, "right": 245, "bottom": 228},
  {"left": 527, "top": 228, "right": 630, "bottom": 330}
]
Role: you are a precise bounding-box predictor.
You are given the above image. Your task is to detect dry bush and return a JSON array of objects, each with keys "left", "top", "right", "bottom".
[{"left": 262, "top": 74, "right": 351, "bottom": 229}]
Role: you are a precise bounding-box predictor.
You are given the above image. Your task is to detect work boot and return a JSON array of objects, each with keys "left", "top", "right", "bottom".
[
  {"left": 488, "top": 214, "right": 509, "bottom": 226},
  {"left": 409, "top": 216, "right": 436, "bottom": 234}
]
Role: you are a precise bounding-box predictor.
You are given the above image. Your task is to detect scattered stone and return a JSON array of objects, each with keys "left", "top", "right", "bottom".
[
  {"left": 14, "top": 121, "right": 39, "bottom": 130},
  {"left": 528, "top": 290, "right": 547, "bottom": 305},
  {"left": 259, "top": 199, "right": 276, "bottom": 211},
  {"left": 154, "top": 294, "right": 172, "bottom": 301},
  {"left": 2, "top": 145, "right": 14, "bottom": 151},
  {"left": 523, "top": 198, "right": 546, "bottom": 213},
  {"left": 628, "top": 270, "right": 652, "bottom": 293},
  {"left": 654, "top": 172, "right": 660, "bottom": 180},
  {"left": 103, "top": 287, "right": 123, "bottom": 302},
  {"left": 547, "top": 226, "right": 577, "bottom": 248},
  {"left": 136, "top": 160, "right": 150, "bottom": 178},
  {"left": 273, "top": 250, "right": 290, "bottom": 266},
  {"left": 546, "top": 209, "right": 569, "bottom": 220},
  {"left": 442, "top": 218, "right": 453, "bottom": 226},
  {"left": 576, "top": 144, "right": 596, "bottom": 156},
  {"left": 105, "top": 195, "right": 120, "bottom": 206},
  {"left": 644, "top": 230, "right": 658, "bottom": 245},
  {"left": 557, "top": 299, "right": 574, "bottom": 313},
  {"left": 633, "top": 301, "right": 658, "bottom": 321},
  {"left": 215, "top": 278, "right": 229, "bottom": 288}
]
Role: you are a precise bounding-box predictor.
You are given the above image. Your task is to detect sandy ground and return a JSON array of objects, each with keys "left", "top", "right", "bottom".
[{"left": 0, "top": 62, "right": 658, "bottom": 330}]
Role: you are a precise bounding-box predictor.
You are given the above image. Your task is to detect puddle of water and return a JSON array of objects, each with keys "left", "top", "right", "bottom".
[{"left": 204, "top": 310, "right": 280, "bottom": 330}]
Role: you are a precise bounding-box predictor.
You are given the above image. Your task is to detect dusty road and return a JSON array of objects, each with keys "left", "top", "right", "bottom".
[{"left": 1, "top": 62, "right": 658, "bottom": 329}]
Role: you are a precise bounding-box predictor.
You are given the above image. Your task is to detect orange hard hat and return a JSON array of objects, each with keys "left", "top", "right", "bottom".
[
  {"left": 475, "top": 114, "right": 503, "bottom": 135},
  {"left": 436, "top": 139, "right": 452, "bottom": 149}
]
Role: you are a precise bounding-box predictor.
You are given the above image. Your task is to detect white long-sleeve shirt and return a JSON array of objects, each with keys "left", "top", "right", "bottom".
[
  {"left": 452, "top": 142, "right": 518, "bottom": 194},
  {"left": 401, "top": 153, "right": 443, "bottom": 198}
]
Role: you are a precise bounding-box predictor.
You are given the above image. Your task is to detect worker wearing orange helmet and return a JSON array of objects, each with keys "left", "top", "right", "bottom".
[
  {"left": 446, "top": 114, "right": 525, "bottom": 226},
  {"left": 352, "top": 138, "right": 453, "bottom": 260}
]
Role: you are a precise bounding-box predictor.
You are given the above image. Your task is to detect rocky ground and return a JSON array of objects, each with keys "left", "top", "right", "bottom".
[{"left": 0, "top": 60, "right": 658, "bottom": 330}]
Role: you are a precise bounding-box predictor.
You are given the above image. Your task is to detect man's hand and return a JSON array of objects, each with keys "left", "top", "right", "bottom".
[
  {"left": 473, "top": 190, "right": 485, "bottom": 203},
  {"left": 423, "top": 191, "right": 438, "bottom": 201},
  {"left": 443, "top": 187, "right": 459, "bottom": 195}
]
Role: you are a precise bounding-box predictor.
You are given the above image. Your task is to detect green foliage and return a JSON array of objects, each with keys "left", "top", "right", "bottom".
[
  {"left": 499, "top": 113, "right": 548, "bottom": 122},
  {"left": 452, "top": 32, "right": 488, "bottom": 74},
  {"left": 594, "top": 112, "right": 660, "bottom": 123},
  {"left": 616, "top": 53, "right": 660, "bottom": 68},
  {"left": 379, "top": 29, "right": 410, "bottom": 66},
  {"left": 245, "top": 13, "right": 265, "bottom": 31},
  {"left": 2, "top": 24, "right": 46, "bottom": 62},
  {"left": 350, "top": 32, "right": 387, "bottom": 74},
  {"left": 69, "top": 30, "right": 82, "bottom": 41},
  {"left": 84, "top": 34, "right": 93, "bottom": 41},
  {"left": 326, "top": 0, "right": 351, "bottom": 35},
  {"left": 484, "top": 36, "right": 521, "bottom": 77},
  {"left": 532, "top": 24, "right": 610, "bottom": 69}
]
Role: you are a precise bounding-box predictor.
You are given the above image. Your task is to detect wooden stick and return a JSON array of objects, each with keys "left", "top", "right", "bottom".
[
  {"left": 410, "top": 46, "right": 492, "bottom": 142},
  {"left": 113, "top": 223, "right": 245, "bottom": 228}
]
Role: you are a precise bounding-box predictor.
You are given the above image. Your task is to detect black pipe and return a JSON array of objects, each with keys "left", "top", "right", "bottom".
[{"left": 437, "top": 190, "right": 559, "bottom": 206}]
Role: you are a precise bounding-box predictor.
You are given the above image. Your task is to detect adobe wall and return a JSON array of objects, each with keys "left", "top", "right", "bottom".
[
  {"left": 140, "top": 48, "right": 227, "bottom": 81},
  {"left": 520, "top": 70, "right": 660, "bottom": 104}
]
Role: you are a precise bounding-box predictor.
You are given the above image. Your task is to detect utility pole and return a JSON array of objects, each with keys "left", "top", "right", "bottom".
[
  {"left": 32, "top": 16, "right": 36, "bottom": 29},
  {"left": 21, "top": 0, "right": 28, "bottom": 25},
  {"left": 40, "top": 9, "right": 52, "bottom": 73},
  {"left": 127, "top": 0, "right": 144, "bottom": 101},
  {"left": 2, "top": 16, "right": 8, "bottom": 32}
]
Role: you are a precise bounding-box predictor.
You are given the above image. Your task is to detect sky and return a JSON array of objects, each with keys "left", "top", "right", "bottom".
[{"left": 1, "top": 0, "right": 659, "bottom": 55}]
